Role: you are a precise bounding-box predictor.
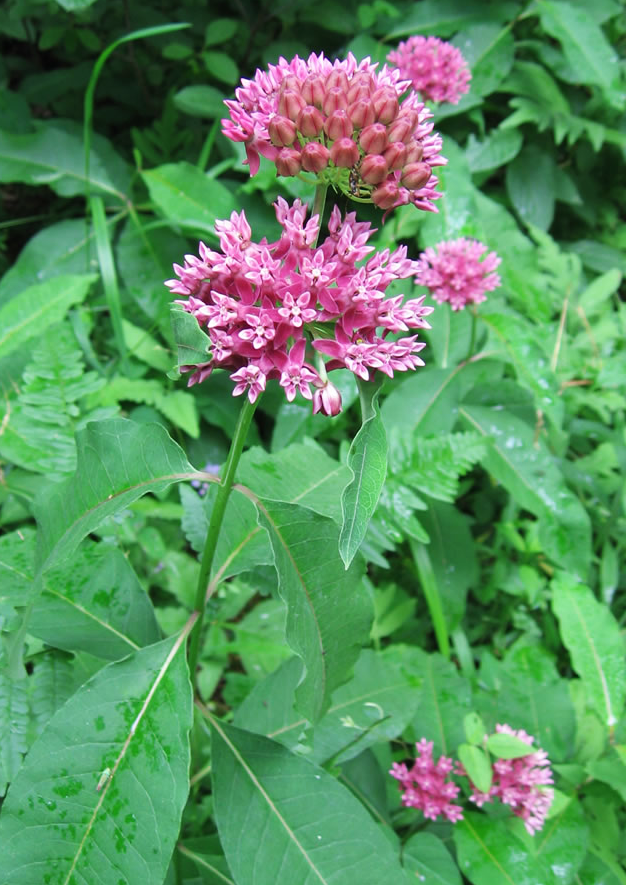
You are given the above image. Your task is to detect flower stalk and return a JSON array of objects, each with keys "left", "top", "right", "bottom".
[{"left": 187, "top": 395, "right": 259, "bottom": 691}]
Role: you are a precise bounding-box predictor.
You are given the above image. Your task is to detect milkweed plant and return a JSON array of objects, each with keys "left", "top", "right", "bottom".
[{"left": 1, "top": 5, "right": 625, "bottom": 885}]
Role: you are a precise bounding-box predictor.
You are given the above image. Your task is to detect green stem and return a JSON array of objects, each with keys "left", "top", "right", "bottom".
[
  {"left": 197, "top": 118, "right": 220, "bottom": 171},
  {"left": 311, "top": 182, "right": 328, "bottom": 240},
  {"left": 465, "top": 307, "right": 478, "bottom": 362},
  {"left": 187, "top": 395, "right": 259, "bottom": 690}
]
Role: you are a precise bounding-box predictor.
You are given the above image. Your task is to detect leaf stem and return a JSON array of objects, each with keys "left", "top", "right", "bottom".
[
  {"left": 187, "top": 395, "right": 259, "bottom": 691},
  {"left": 311, "top": 182, "right": 328, "bottom": 244}
]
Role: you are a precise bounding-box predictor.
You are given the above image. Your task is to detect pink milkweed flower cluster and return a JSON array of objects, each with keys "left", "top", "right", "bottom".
[
  {"left": 416, "top": 238, "right": 502, "bottom": 310},
  {"left": 165, "top": 197, "right": 433, "bottom": 412},
  {"left": 221, "top": 51, "right": 446, "bottom": 213},
  {"left": 468, "top": 725, "right": 554, "bottom": 835},
  {"left": 390, "top": 738, "right": 464, "bottom": 823},
  {"left": 387, "top": 36, "right": 471, "bottom": 105}
]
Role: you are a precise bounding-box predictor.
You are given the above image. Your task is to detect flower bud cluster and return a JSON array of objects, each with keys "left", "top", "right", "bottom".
[
  {"left": 222, "top": 51, "right": 446, "bottom": 213},
  {"left": 166, "top": 198, "right": 433, "bottom": 411},
  {"left": 416, "top": 238, "right": 502, "bottom": 310},
  {"left": 387, "top": 36, "right": 471, "bottom": 105}
]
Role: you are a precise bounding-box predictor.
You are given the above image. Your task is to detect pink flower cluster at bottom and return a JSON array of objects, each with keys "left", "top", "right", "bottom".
[{"left": 390, "top": 725, "right": 554, "bottom": 835}]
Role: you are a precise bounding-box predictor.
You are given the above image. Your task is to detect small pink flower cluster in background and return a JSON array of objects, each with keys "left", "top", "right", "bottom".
[
  {"left": 387, "top": 36, "right": 471, "bottom": 105},
  {"left": 416, "top": 238, "right": 501, "bottom": 310},
  {"left": 391, "top": 726, "right": 554, "bottom": 834},
  {"left": 221, "top": 51, "right": 446, "bottom": 212},
  {"left": 166, "top": 198, "right": 433, "bottom": 412},
  {"left": 468, "top": 725, "right": 555, "bottom": 835},
  {"left": 390, "top": 739, "right": 464, "bottom": 823}
]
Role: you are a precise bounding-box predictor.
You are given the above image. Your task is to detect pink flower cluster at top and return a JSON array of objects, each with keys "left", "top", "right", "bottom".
[
  {"left": 387, "top": 36, "right": 471, "bottom": 105},
  {"left": 165, "top": 198, "right": 433, "bottom": 412},
  {"left": 390, "top": 738, "right": 464, "bottom": 823},
  {"left": 416, "top": 238, "right": 502, "bottom": 310},
  {"left": 221, "top": 52, "right": 446, "bottom": 212},
  {"left": 391, "top": 726, "right": 554, "bottom": 835},
  {"left": 468, "top": 725, "right": 554, "bottom": 835}
]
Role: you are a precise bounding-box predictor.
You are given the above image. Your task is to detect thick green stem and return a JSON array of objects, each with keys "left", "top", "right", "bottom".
[
  {"left": 187, "top": 396, "right": 259, "bottom": 690},
  {"left": 311, "top": 182, "right": 328, "bottom": 242}
]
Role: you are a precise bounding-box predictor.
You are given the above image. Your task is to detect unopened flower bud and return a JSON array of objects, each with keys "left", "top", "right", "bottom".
[
  {"left": 383, "top": 141, "right": 408, "bottom": 170},
  {"left": 312, "top": 380, "right": 342, "bottom": 416},
  {"left": 405, "top": 140, "right": 425, "bottom": 164},
  {"left": 324, "top": 109, "right": 353, "bottom": 140},
  {"left": 279, "top": 89, "right": 306, "bottom": 121},
  {"left": 325, "top": 70, "right": 349, "bottom": 93},
  {"left": 360, "top": 154, "right": 389, "bottom": 184},
  {"left": 323, "top": 86, "right": 348, "bottom": 115},
  {"left": 280, "top": 75, "right": 300, "bottom": 94},
  {"left": 297, "top": 105, "right": 324, "bottom": 137},
  {"left": 359, "top": 123, "right": 388, "bottom": 154},
  {"left": 347, "top": 98, "right": 376, "bottom": 129},
  {"left": 301, "top": 75, "right": 326, "bottom": 108},
  {"left": 269, "top": 114, "right": 297, "bottom": 146},
  {"left": 275, "top": 147, "right": 302, "bottom": 177},
  {"left": 348, "top": 71, "right": 375, "bottom": 97},
  {"left": 401, "top": 161, "right": 431, "bottom": 189},
  {"left": 330, "top": 137, "right": 360, "bottom": 168},
  {"left": 372, "top": 180, "right": 401, "bottom": 210},
  {"left": 372, "top": 87, "right": 400, "bottom": 124},
  {"left": 387, "top": 112, "right": 417, "bottom": 144},
  {"left": 301, "top": 141, "right": 330, "bottom": 172},
  {"left": 347, "top": 82, "right": 372, "bottom": 104}
]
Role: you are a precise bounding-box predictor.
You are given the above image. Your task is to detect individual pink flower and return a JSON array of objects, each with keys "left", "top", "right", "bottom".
[
  {"left": 387, "top": 36, "right": 471, "bottom": 105},
  {"left": 221, "top": 51, "right": 446, "bottom": 213},
  {"left": 390, "top": 738, "right": 464, "bottom": 823},
  {"left": 167, "top": 199, "right": 431, "bottom": 409},
  {"left": 416, "top": 238, "right": 501, "bottom": 310},
  {"left": 468, "top": 725, "right": 554, "bottom": 835}
]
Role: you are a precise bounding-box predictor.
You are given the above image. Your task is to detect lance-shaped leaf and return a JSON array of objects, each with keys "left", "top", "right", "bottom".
[
  {"left": 255, "top": 499, "right": 370, "bottom": 722},
  {"left": 340, "top": 383, "right": 387, "bottom": 568},
  {"left": 0, "top": 273, "right": 97, "bottom": 360},
  {"left": 169, "top": 302, "right": 212, "bottom": 377},
  {"left": 0, "top": 633, "right": 193, "bottom": 885},
  {"left": 142, "top": 161, "right": 236, "bottom": 234},
  {"left": 33, "top": 417, "right": 194, "bottom": 574},
  {"left": 552, "top": 574, "right": 626, "bottom": 727},
  {"left": 210, "top": 719, "right": 410, "bottom": 885}
]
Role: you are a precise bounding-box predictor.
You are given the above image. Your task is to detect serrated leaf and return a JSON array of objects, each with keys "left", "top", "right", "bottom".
[
  {"left": 551, "top": 575, "right": 626, "bottom": 727},
  {"left": 0, "top": 274, "right": 96, "bottom": 360},
  {"left": 0, "top": 634, "right": 193, "bottom": 885},
  {"left": 340, "top": 384, "right": 387, "bottom": 568},
  {"left": 33, "top": 417, "right": 193, "bottom": 573},
  {"left": 210, "top": 719, "right": 410, "bottom": 885},
  {"left": 142, "top": 161, "right": 236, "bottom": 234},
  {"left": 255, "top": 499, "right": 370, "bottom": 722}
]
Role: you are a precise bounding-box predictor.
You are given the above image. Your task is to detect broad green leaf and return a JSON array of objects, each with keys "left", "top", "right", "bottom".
[
  {"left": 340, "top": 384, "right": 387, "bottom": 568},
  {"left": 94, "top": 377, "right": 200, "bottom": 438},
  {"left": 381, "top": 367, "right": 463, "bottom": 436},
  {"left": 34, "top": 417, "right": 194, "bottom": 573},
  {"left": 481, "top": 312, "right": 563, "bottom": 428},
  {"left": 142, "top": 161, "right": 236, "bottom": 234},
  {"left": 551, "top": 575, "right": 626, "bottom": 727},
  {"left": 202, "top": 51, "right": 239, "bottom": 85},
  {"left": 407, "top": 649, "right": 472, "bottom": 756},
  {"left": 455, "top": 804, "right": 588, "bottom": 885},
  {"left": 0, "top": 673, "right": 29, "bottom": 797},
  {"left": 210, "top": 720, "right": 410, "bottom": 885},
  {"left": 204, "top": 17, "right": 238, "bottom": 45},
  {"left": 31, "top": 542, "right": 160, "bottom": 659},
  {"left": 169, "top": 303, "right": 212, "bottom": 373},
  {"left": 0, "top": 634, "right": 193, "bottom": 885},
  {"left": 0, "top": 119, "right": 130, "bottom": 200},
  {"left": 578, "top": 268, "right": 622, "bottom": 316},
  {"left": 486, "top": 733, "right": 536, "bottom": 759},
  {"left": 577, "top": 851, "right": 626, "bottom": 885},
  {"left": 424, "top": 303, "right": 473, "bottom": 369},
  {"left": 122, "top": 320, "right": 172, "bottom": 372},
  {"left": 0, "top": 528, "right": 38, "bottom": 609},
  {"left": 0, "top": 219, "right": 100, "bottom": 307},
  {"left": 387, "top": 0, "right": 517, "bottom": 38},
  {"left": 464, "top": 713, "right": 487, "bottom": 746},
  {"left": 421, "top": 140, "right": 478, "bottom": 245},
  {"left": 256, "top": 499, "right": 370, "bottom": 722},
  {"left": 505, "top": 144, "right": 556, "bottom": 230},
  {"left": 458, "top": 744, "right": 492, "bottom": 793},
  {"left": 537, "top": 0, "right": 623, "bottom": 108},
  {"left": 30, "top": 651, "right": 76, "bottom": 737},
  {"left": 501, "top": 60, "right": 570, "bottom": 115},
  {"left": 235, "top": 649, "right": 419, "bottom": 765},
  {"left": 173, "top": 84, "right": 226, "bottom": 118},
  {"left": 454, "top": 24, "right": 515, "bottom": 97},
  {"left": 466, "top": 129, "right": 523, "bottom": 174},
  {"left": 403, "top": 833, "right": 462, "bottom": 885},
  {"left": 459, "top": 406, "right": 591, "bottom": 577},
  {"left": 0, "top": 273, "right": 97, "bottom": 360}
]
